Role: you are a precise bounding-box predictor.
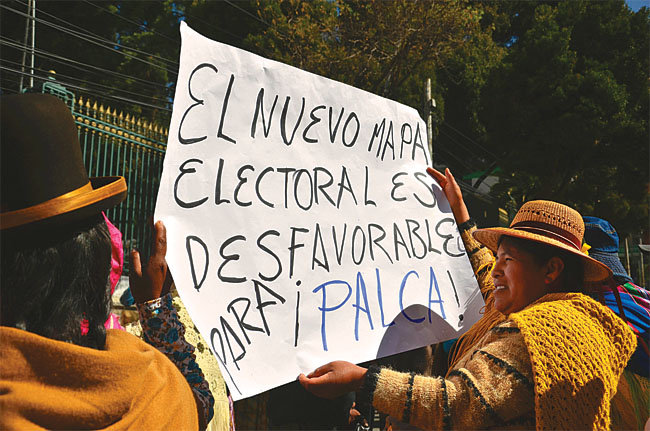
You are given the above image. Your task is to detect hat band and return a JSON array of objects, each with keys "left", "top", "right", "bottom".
[
  {"left": 1, "top": 182, "right": 93, "bottom": 229},
  {"left": 510, "top": 220, "right": 581, "bottom": 251}
]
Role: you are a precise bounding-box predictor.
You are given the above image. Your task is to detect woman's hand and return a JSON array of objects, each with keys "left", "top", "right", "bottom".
[
  {"left": 129, "top": 220, "right": 173, "bottom": 303},
  {"left": 298, "top": 361, "right": 368, "bottom": 399},
  {"left": 426, "top": 167, "right": 470, "bottom": 224}
]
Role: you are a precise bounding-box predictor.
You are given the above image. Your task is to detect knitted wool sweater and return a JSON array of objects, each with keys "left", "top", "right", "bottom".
[{"left": 358, "top": 224, "right": 636, "bottom": 430}]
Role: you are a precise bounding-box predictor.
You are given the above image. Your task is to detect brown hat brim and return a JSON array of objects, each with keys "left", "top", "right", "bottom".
[
  {"left": 0, "top": 176, "right": 126, "bottom": 231},
  {"left": 473, "top": 227, "right": 612, "bottom": 283}
]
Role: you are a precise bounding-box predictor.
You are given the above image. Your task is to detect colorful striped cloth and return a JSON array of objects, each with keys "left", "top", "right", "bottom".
[{"left": 591, "top": 282, "right": 649, "bottom": 377}]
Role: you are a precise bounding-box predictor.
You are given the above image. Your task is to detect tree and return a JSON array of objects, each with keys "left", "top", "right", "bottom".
[
  {"left": 248, "top": 1, "right": 488, "bottom": 101},
  {"left": 0, "top": 0, "right": 266, "bottom": 123},
  {"left": 480, "top": 1, "right": 648, "bottom": 234}
]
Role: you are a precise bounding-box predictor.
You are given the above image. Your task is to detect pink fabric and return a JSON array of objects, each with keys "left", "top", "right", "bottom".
[
  {"left": 105, "top": 313, "right": 122, "bottom": 330},
  {"left": 103, "top": 212, "right": 125, "bottom": 331},
  {"left": 103, "top": 212, "right": 124, "bottom": 295},
  {"left": 80, "top": 213, "right": 126, "bottom": 335}
]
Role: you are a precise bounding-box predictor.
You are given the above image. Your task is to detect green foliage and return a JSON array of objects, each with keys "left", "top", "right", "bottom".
[
  {"left": 247, "top": 0, "right": 489, "bottom": 102},
  {"left": 481, "top": 0, "right": 649, "bottom": 234},
  {"left": 2, "top": 0, "right": 645, "bottom": 234}
]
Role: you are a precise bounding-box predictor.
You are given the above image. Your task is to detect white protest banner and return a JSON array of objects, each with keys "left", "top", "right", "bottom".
[{"left": 155, "top": 22, "right": 484, "bottom": 400}]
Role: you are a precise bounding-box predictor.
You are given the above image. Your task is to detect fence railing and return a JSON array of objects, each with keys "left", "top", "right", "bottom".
[{"left": 42, "top": 84, "right": 168, "bottom": 273}]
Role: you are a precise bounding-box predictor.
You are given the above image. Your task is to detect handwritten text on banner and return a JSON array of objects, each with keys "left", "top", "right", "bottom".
[{"left": 155, "top": 22, "right": 484, "bottom": 400}]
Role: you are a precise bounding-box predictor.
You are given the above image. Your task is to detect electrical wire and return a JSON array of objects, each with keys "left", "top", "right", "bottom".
[
  {"left": 80, "top": 0, "right": 178, "bottom": 43},
  {"left": 1, "top": 4, "right": 179, "bottom": 74},
  {"left": 0, "top": 57, "right": 172, "bottom": 105},
  {"left": 441, "top": 121, "right": 499, "bottom": 160},
  {"left": 435, "top": 145, "right": 476, "bottom": 172},
  {"left": 180, "top": 12, "right": 247, "bottom": 42},
  {"left": 222, "top": 0, "right": 271, "bottom": 28},
  {"left": 11, "top": 0, "right": 179, "bottom": 67},
  {"left": 0, "top": 37, "right": 171, "bottom": 92},
  {"left": 0, "top": 65, "right": 172, "bottom": 112},
  {"left": 438, "top": 127, "right": 490, "bottom": 168},
  {"left": 220, "top": 0, "right": 293, "bottom": 41}
]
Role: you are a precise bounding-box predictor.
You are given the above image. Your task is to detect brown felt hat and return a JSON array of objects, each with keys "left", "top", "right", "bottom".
[
  {"left": 0, "top": 94, "right": 126, "bottom": 231},
  {"left": 473, "top": 200, "right": 612, "bottom": 283}
]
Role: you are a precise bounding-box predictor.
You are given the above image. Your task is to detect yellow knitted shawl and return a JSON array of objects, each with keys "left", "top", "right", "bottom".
[{"left": 510, "top": 293, "right": 636, "bottom": 430}]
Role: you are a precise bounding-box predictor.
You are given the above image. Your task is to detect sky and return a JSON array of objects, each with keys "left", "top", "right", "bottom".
[{"left": 626, "top": 0, "right": 649, "bottom": 11}]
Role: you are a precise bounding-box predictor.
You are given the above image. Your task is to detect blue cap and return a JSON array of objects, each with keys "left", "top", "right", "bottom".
[
  {"left": 583, "top": 216, "right": 619, "bottom": 253},
  {"left": 583, "top": 216, "right": 632, "bottom": 283}
]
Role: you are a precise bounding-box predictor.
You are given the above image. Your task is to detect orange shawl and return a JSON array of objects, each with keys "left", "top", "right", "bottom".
[{"left": 0, "top": 327, "right": 198, "bottom": 430}]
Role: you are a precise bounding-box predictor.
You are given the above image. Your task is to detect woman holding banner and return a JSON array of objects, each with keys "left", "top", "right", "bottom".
[{"left": 298, "top": 167, "right": 636, "bottom": 429}]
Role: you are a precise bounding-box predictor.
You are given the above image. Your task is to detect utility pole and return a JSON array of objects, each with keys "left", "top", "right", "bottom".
[
  {"left": 18, "top": 0, "right": 36, "bottom": 92},
  {"left": 425, "top": 78, "right": 436, "bottom": 165},
  {"left": 29, "top": 0, "right": 36, "bottom": 89}
]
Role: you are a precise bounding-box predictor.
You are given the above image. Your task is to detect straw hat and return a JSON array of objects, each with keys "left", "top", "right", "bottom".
[
  {"left": 472, "top": 200, "right": 612, "bottom": 283},
  {"left": 0, "top": 94, "right": 126, "bottom": 231}
]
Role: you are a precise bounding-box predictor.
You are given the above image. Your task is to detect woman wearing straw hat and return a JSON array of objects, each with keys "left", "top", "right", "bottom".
[
  {"left": 299, "top": 168, "right": 636, "bottom": 429},
  {"left": 0, "top": 94, "right": 212, "bottom": 429}
]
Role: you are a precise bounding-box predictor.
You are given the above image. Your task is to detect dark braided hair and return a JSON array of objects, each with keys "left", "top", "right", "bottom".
[{"left": 1, "top": 215, "right": 112, "bottom": 349}]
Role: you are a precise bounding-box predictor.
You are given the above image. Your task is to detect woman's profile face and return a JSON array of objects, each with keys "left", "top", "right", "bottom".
[{"left": 491, "top": 238, "right": 550, "bottom": 315}]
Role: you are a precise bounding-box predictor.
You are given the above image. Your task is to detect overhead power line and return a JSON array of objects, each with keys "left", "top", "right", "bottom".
[
  {"left": 441, "top": 121, "right": 499, "bottom": 160},
  {"left": 1, "top": 4, "right": 178, "bottom": 74},
  {"left": 11, "top": 0, "right": 179, "bottom": 67},
  {"left": 0, "top": 57, "right": 172, "bottom": 105},
  {"left": 80, "top": 0, "right": 178, "bottom": 43},
  {"left": 0, "top": 66, "right": 172, "bottom": 112},
  {"left": 180, "top": 12, "right": 246, "bottom": 42},
  {"left": 438, "top": 127, "right": 490, "bottom": 167},
  {"left": 0, "top": 37, "right": 171, "bottom": 92},
  {"left": 222, "top": 0, "right": 271, "bottom": 27}
]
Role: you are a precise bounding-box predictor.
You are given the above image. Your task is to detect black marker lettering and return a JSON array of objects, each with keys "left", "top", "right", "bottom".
[
  {"left": 413, "top": 171, "right": 436, "bottom": 208},
  {"left": 186, "top": 235, "right": 209, "bottom": 291},
  {"left": 294, "top": 169, "right": 314, "bottom": 211},
  {"left": 288, "top": 227, "right": 308, "bottom": 278},
  {"left": 227, "top": 297, "right": 264, "bottom": 344},
  {"left": 328, "top": 107, "right": 345, "bottom": 143},
  {"left": 390, "top": 172, "right": 408, "bottom": 202},
  {"left": 313, "top": 167, "right": 336, "bottom": 206},
  {"left": 251, "top": 88, "right": 278, "bottom": 138},
  {"left": 400, "top": 123, "right": 412, "bottom": 159},
  {"left": 214, "top": 158, "right": 230, "bottom": 205},
  {"left": 280, "top": 96, "right": 305, "bottom": 146},
  {"left": 174, "top": 158, "right": 208, "bottom": 208},
  {"left": 311, "top": 223, "right": 330, "bottom": 272},
  {"left": 218, "top": 235, "right": 247, "bottom": 283},
  {"left": 257, "top": 230, "right": 282, "bottom": 282},
  {"left": 255, "top": 167, "right": 275, "bottom": 208},
  {"left": 254, "top": 279, "right": 286, "bottom": 335},
  {"left": 367, "top": 223, "right": 393, "bottom": 264},
  {"left": 303, "top": 105, "right": 325, "bottom": 144},
  {"left": 364, "top": 166, "right": 376, "bottom": 207},
  {"left": 234, "top": 164, "right": 254, "bottom": 207},
  {"left": 178, "top": 63, "right": 217, "bottom": 145},
  {"left": 342, "top": 112, "right": 360, "bottom": 147},
  {"left": 351, "top": 225, "right": 367, "bottom": 265},
  {"left": 336, "top": 167, "right": 358, "bottom": 208},
  {"left": 217, "top": 74, "right": 237, "bottom": 144},
  {"left": 332, "top": 224, "right": 348, "bottom": 265},
  {"left": 368, "top": 118, "right": 386, "bottom": 157}
]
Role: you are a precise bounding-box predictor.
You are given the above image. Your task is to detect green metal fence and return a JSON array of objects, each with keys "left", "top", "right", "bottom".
[{"left": 43, "top": 84, "right": 168, "bottom": 273}]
